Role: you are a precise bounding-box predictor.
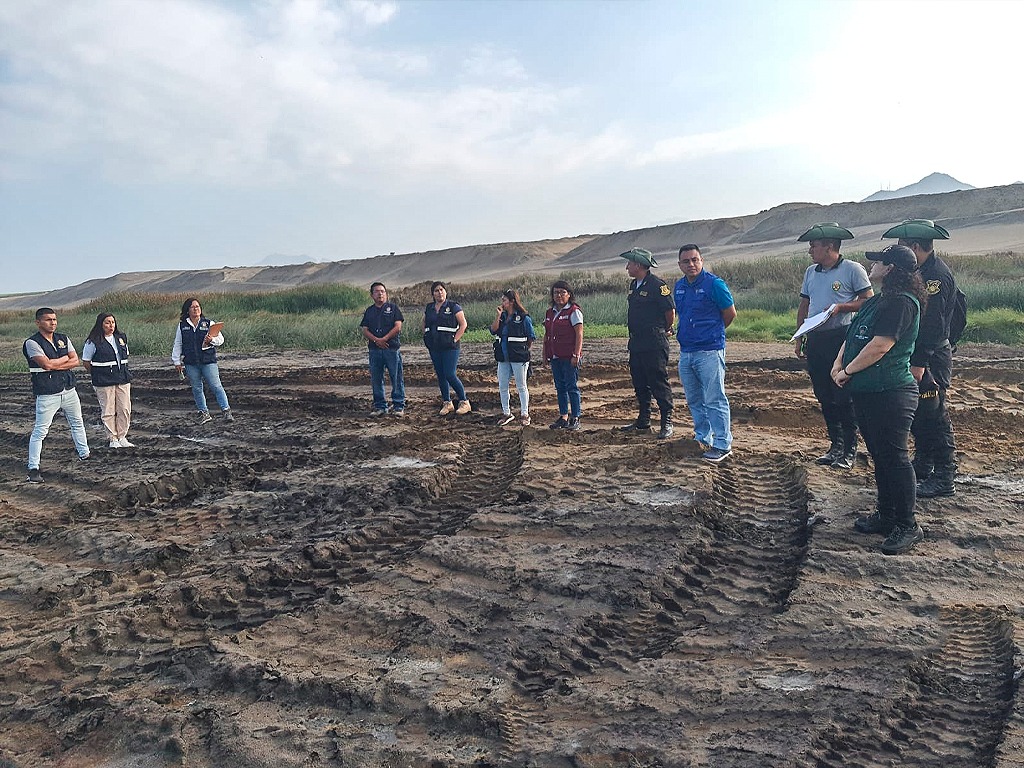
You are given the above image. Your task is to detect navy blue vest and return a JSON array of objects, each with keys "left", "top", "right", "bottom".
[
  {"left": 180, "top": 317, "right": 218, "bottom": 365},
  {"left": 23, "top": 332, "right": 76, "bottom": 396},
  {"left": 495, "top": 311, "right": 531, "bottom": 363},
  {"left": 88, "top": 333, "right": 132, "bottom": 387}
]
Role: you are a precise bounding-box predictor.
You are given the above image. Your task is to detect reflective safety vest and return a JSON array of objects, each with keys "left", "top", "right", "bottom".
[
  {"left": 88, "top": 332, "right": 132, "bottom": 387},
  {"left": 23, "top": 332, "right": 76, "bottom": 396}
]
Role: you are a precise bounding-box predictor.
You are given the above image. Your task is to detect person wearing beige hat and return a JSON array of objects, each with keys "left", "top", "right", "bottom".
[
  {"left": 795, "top": 223, "right": 873, "bottom": 469},
  {"left": 620, "top": 248, "right": 675, "bottom": 439}
]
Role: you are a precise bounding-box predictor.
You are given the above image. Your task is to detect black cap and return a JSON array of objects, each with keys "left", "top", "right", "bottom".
[{"left": 865, "top": 244, "right": 917, "bottom": 272}]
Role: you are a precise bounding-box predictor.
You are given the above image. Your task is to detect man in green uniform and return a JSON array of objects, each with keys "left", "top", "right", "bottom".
[{"left": 620, "top": 248, "right": 675, "bottom": 439}]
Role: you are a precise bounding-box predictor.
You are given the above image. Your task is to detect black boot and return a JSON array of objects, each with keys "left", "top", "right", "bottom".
[
  {"left": 917, "top": 460, "right": 956, "bottom": 498},
  {"left": 621, "top": 405, "right": 652, "bottom": 433},
  {"left": 658, "top": 412, "right": 674, "bottom": 440},
  {"left": 912, "top": 451, "right": 934, "bottom": 482},
  {"left": 854, "top": 511, "right": 894, "bottom": 535},
  {"left": 830, "top": 427, "right": 857, "bottom": 470},
  {"left": 880, "top": 521, "right": 925, "bottom": 555},
  {"left": 816, "top": 423, "right": 843, "bottom": 465}
]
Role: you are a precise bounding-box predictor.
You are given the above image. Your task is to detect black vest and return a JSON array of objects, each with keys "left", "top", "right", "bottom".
[
  {"left": 180, "top": 317, "right": 218, "bottom": 365},
  {"left": 495, "top": 311, "right": 531, "bottom": 363},
  {"left": 88, "top": 333, "right": 132, "bottom": 387},
  {"left": 23, "top": 332, "right": 76, "bottom": 396}
]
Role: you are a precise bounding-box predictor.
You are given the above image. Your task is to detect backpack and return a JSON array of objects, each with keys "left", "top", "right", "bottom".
[{"left": 949, "top": 287, "right": 967, "bottom": 350}]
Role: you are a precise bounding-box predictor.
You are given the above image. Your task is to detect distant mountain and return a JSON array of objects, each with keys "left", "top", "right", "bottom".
[{"left": 862, "top": 172, "right": 975, "bottom": 202}]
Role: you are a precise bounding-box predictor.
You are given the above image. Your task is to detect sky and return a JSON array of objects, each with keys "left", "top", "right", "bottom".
[{"left": 2, "top": 0, "right": 1023, "bottom": 294}]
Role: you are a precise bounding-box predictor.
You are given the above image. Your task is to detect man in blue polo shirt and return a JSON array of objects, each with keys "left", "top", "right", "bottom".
[{"left": 674, "top": 245, "right": 736, "bottom": 464}]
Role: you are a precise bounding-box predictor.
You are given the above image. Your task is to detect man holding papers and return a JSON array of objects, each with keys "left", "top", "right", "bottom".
[{"left": 795, "top": 224, "right": 872, "bottom": 469}]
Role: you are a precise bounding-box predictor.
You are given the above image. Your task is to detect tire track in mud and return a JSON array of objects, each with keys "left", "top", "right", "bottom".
[
  {"left": 797, "top": 605, "right": 1018, "bottom": 768},
  {"left": 505, "top": 455, "right": 811, "bottom": 700}
]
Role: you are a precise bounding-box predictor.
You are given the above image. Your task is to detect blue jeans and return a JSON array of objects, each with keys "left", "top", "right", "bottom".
[
  {"left": 428, "top": 347, "right": 466, "bottom": 403},
  {"left": 550, "top": 358, "right": 581, "bottom": 418},
  {"left": 185, "top": 363, "right": 231, "bottom": 413},
  {"left": 369, "top": 347, "right": 405, "bottom": 410},
  {"left": 29, "top": 388, "right": 90, "bottom": 468},
  {"left": 497, "top": 361, "right": 530, "bottom": 415},
  {"left": 678, "top": 349, "right": 732, "bottom": 450}
]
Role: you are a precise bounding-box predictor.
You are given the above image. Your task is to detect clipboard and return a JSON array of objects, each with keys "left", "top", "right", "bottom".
[
  {"left": 202, "top": 321, "right": 225, "bottom": 350},
  {"left": 790, "top": 305, "right": 836, "bottom": 341}
]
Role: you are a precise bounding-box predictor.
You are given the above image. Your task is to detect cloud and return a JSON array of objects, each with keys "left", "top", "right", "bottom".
[{"left": 0, "top": 0, "right": 581, "bottom": 188}]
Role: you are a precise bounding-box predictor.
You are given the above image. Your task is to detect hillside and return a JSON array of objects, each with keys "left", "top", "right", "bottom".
[{"left": 2, "top": 184, "right": 1023, "bottom": 312}]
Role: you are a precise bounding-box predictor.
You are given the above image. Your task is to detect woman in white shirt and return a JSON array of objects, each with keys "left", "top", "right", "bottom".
[{"left": 82, "top": 313, "right": 134, "bottom": 448}]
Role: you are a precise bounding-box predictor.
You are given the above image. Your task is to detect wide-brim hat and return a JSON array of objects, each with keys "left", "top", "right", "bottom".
[
  {"left": 881, "top": 219, "right": 951, "bottom": 240},
  {"left": 797, "top": 222, "right": 854, "bottom": 242},
  {"left": 865, "top": 244, "right": 918, "bottom": 272},
  {"left": 620, "top": 247, "right": 658, "bottom": 268}
]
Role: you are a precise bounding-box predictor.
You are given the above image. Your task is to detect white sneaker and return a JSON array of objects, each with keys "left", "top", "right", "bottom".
[
  {"left": 439, "top": 401, "right": 455, "bottom": 416},
  {"left": 370, "top": 408, "right": 389, "bottom": 417},
  {"left": 455, "top": 400, "right": 472, "bottom": 415},
  {"left": 109, "top": 439, "right": 121, "bottom": 449},
  {"left": 119, "top": 438, "right": 136, "bottom": 448},
  {"left": 497, "top": 414, "right": 516, "bottom": 427}
]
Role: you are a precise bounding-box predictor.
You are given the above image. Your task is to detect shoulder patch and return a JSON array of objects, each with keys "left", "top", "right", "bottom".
[
  {"left": 926, "top": 280, "right": 942, "bottom": 296},
  {"left": 660, "top": 284, "right": 671, "bottom": 296}
]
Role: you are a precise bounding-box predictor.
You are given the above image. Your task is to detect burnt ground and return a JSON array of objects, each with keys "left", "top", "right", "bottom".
[{"left": 0, "top": 339, "right": 1023, "bottom": 768}]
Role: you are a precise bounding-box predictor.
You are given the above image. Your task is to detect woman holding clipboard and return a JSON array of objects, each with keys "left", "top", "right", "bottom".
[{"left": 171, "top": 297, "right": 233, "bottom": 424}]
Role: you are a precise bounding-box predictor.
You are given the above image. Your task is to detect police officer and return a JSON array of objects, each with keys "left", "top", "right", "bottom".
[
  {"left": 882, "top": 219, "right": 958, "bottom": 497},
  {"left": 795, "top": 223, "right": 873, "bottom": 469},
  {"left": 620, "top": 247, "right": 675, "bottom": 438}
]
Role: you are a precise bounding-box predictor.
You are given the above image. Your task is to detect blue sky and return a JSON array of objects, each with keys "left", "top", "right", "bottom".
[{"left": 2, "top": 0, "right": 1022, "bottom": 293}]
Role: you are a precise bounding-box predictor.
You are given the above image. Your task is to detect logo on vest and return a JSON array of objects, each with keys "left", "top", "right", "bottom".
[
  {"left": 660, "top": 284, "right": 671, "bottom": 296},
  {"left": 832, "top": 281, "right": 842, "bottom": 291},
  {"left": 926, "top": 280, "right": 941, "bottom": 296},
  {"left": 57, "top": 339, "right": 67, "bottom": 349}
]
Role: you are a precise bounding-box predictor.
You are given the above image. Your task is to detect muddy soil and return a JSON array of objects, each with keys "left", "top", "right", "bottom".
[{"left": 1, "top": 340, "right": 1023, "bottom": 768}]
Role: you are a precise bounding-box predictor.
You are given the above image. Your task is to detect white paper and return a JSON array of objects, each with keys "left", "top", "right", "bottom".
[{"left": 791, "top": 304, "right": 837, "bottom": 341}]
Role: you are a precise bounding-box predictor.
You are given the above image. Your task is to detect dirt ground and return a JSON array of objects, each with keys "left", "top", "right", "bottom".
[{"left": 1, "top": 339, "right": 1023, "bottom": 768}]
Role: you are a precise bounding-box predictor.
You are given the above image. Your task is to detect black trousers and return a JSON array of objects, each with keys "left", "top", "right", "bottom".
[
  {"left": 912, "top": 344, "right": 956, "bottom": 463},
  {"left": 628, "top": 342, "right": 673, "bottom": 420},
  {"left": 805, "top": 328, "right": 856, "bottom": 432},
  {"left": 853, "top": 386, "right": 918, "bottom": 527}
]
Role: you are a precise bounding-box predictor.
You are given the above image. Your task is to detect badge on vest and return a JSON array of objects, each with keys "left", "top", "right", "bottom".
[
  {"left": 57, "top": 338, "right": 67, "bottom": 349},
  {"left": 118, "top": 338, "right": 127, "bottom": 348},
  {"left": 660, "top": 284, "right": 671, "bottom": 296},
  {"left": 926, "top": 280, "right": 941, "bottom": 295},
  {"left": 832, "top": 281, "right": 842, "bottom": 291}
]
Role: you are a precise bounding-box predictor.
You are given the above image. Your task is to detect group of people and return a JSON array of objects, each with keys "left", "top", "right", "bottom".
[
  {"left": 24, "top": 219, "right": 960, "bottom": 556},
  {"left": 794, "top": 219, "right": 960, "bottom": 555},
  {"left": 359, "top": 279, "right": 582, "bottom": 429},
  {"left": 23, "top": 297, "right": 234, "bottom": 482}
]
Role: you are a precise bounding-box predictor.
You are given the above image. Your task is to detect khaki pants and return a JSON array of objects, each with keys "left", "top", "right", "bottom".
[{"left": 95, "top": 383, "right": 132, "bottom": 441}]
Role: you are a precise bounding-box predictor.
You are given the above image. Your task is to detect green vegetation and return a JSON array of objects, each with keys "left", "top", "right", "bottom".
[{"left": 1, "top": 252, "right": 1022, "bottom": 367}]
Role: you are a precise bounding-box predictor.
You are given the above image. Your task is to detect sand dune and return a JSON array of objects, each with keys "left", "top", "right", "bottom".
[{"left": 2, "top": 184, "right": 1022, "bottom": 312}]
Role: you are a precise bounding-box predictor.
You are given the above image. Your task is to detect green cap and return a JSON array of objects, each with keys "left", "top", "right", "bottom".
[
  {"left": 881, "top": 219, "right": 951, "bottom": 240},
  {"left": 797, "top": 222, "right": 854, "bottom": 242},
  {"left": 619, "top": 247, "right": 658, "bottom": 268}
]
